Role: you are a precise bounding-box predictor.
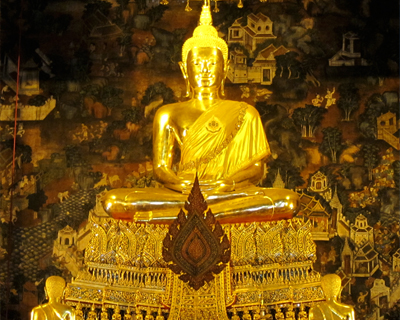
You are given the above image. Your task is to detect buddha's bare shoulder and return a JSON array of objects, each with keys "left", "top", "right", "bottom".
[{"left": 155, "top": 101, "right": 193, "bottom": 118}]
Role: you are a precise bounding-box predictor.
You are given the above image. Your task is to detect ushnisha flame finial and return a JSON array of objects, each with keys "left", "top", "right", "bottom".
[
  {"left": 198, "top": 0, "right": 213, "bottom": 25},
  {"left": 181, "top": 0, "right": 229, "bottom": 70}
]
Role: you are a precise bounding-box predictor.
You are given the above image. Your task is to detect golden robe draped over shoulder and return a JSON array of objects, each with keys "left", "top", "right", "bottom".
[{"left": 179, "top": 101, "right": 270, "bottom": 181}]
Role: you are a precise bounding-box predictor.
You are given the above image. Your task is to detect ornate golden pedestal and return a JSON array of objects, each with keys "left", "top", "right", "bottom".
[{"left": 65, "top": 192, "right": 324, "bottom": 319}]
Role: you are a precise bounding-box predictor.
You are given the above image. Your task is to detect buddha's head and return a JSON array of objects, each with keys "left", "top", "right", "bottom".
[
  {"left": 321, "top": 274, "right": 342, "bottom": 300},
  {"left": 180, "top": 2, "right": 229, "bottom": 97},
  {"left": 45, "top": 276, "right": 66, "bottom": 301}
]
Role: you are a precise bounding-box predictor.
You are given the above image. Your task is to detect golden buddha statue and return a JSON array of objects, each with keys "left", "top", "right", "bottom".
[
  {"left": 309, "top": 274, "right": 355, "bottom": 320},
  {"left": 31, "top": 276, "right": 75, "bottom": 320},
  {"left": 103, "top": 1, "right": 299, "bottom": 224}
]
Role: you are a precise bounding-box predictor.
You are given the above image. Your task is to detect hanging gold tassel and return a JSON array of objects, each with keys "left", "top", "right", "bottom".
[
  {"left": 238, "top": 0, "right": 243, "bottom": 8},
  {"left": 160, "top": 0, "right": 169, "bottom": 5},
  {"left": 213, "top": 0, "right": 219, "bottom": 12},
  {"left": 185, "top": 0, "right": 192, "bottom": 11}
]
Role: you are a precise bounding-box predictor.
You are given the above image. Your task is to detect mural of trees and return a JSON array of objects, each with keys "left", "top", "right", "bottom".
[
  {"left": 319, "top": 127, "right": 343, "bottom": 163},
  {"left": 292, "top": 104, "right": 327, "bottom": 137},
  {"left": 337, "top": 83, "right": 360, "bottom": 121},
  {"left": 361, "top": 144, "right": 380, "bottom": 181}
]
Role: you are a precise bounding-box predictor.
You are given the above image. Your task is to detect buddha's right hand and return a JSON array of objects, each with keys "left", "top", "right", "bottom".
[{"left": 164, "top": 178, "right": 193, "bottom": 193}]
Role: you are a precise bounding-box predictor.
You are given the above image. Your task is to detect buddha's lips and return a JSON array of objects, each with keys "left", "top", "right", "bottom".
[{"left": 196, "top": 75, "right": 215, "bottom": 81}]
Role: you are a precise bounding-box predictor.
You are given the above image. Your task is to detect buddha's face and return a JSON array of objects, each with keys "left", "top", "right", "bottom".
[{"left": 186, "top": 47, "right": 225, "bottom": 90}]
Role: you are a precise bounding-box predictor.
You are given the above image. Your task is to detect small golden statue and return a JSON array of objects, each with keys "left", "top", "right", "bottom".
[
  {"left": 103, "top": 0, "right": 299, "bottom": 224},
  {"left": 145, "top": 306, "right": 154, "bottom": 320},
  {"left": 125, "top": 305, "right": 133, "bottom": 320},
  {"left": 87, "top": 304, "right": 97, "bottom": 320},
  {"left": 275, "top": 307, "right": 285, "bottom": 320},
  {"left": 253, "top": 306, "right": 262, "bottom": 320},
  {"left": 243, "top": 307, "right": 252, "bottom": 320},
  {"left": 100, "top": 304, "right": 109, "bottom": 320},
  {"left": 285, "top": 305, "right": 295, "bottom": 320},
  {"left": 298, "top": 304, "right": 308, "bottom": 320},
  {"left": 309, "top": 274, "right": 355, "bottom": 320},
  {"left": 262, "top": 307, "right": 273, "bottom": 320},
  {"left": 75, "top": 302, "right": 84, "bottom": 320},
  {"left": 155, "top": 307, "right": 164, "bottom": 320},
  {"left": 112, "top": 305, "right": 122, "bottom": 320},
  {"left": 30, "top": 276, "right": 75, "bottom": 320},
  {"left": 136, "top": 307, "right": 143, "bottom": 320},
  {"left": 231, "top": 308, "right": 240, "bottom": 320}
]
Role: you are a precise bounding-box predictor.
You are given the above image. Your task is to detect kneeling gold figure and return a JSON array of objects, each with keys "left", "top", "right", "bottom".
[
  {"left": 31, "top": 276, "right": 75, "bottom": 320},
  {"left": 103, "top": 2, "right": 299, "bottom": 223}
]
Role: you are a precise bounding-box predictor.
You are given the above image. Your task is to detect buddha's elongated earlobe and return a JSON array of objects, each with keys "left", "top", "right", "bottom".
[
  {"left": 185, "top": 80, "right": 191, "bottom": 98},
  {"left": 220, "top": 78, "right": 226, "bottom": 97},
  {"left": 179, "top": 61, "right": 191, "bottom": 98},
  {"left": 220, "top": 60, "right": 230, "bottom": 97}
]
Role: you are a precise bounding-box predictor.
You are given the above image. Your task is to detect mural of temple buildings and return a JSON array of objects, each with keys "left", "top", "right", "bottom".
[
  {"left": 227, "top": 13, "right": 276, "bottom": 53},
  {"left": 328, "top": 32, "right": 370, "bottom": 67}
]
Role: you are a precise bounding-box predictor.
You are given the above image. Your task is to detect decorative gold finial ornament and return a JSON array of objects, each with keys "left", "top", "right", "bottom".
[{"left": 181, "top": 0, "right": 228, "bottom": 70}]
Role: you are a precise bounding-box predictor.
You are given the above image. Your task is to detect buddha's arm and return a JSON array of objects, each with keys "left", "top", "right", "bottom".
[
  {"left": 228, "top": 161, "right": 264, "bottom": 186},
  {"left": 202, "top": 161, "right": 264, "bottom": 192},
  {"left": 153, "top": 110, "right": 185, "bottom": 192}
]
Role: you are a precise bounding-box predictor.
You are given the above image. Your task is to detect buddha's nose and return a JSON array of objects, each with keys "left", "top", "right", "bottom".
[{"left": 201, "top": 61, "right": 210, "bottom": 73}]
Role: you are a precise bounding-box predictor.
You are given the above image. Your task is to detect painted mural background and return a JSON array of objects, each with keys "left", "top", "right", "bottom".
[{"left": 0, "top": 0, "right": 399, "bottom": 319}]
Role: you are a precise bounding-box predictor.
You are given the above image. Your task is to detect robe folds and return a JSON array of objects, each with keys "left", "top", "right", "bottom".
[{"left": 179, "top": 100, "right": 270, "bottom": 181}]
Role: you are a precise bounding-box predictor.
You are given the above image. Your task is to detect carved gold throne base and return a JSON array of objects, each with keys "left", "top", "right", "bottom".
[{"left": 65, "top": 212, "right": 324, "bottom": 319}]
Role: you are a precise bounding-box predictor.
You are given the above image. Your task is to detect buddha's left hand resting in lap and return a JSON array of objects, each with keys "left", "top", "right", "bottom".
[{"left": 103, "top": 3, "right": 299, "bottom": 224}]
